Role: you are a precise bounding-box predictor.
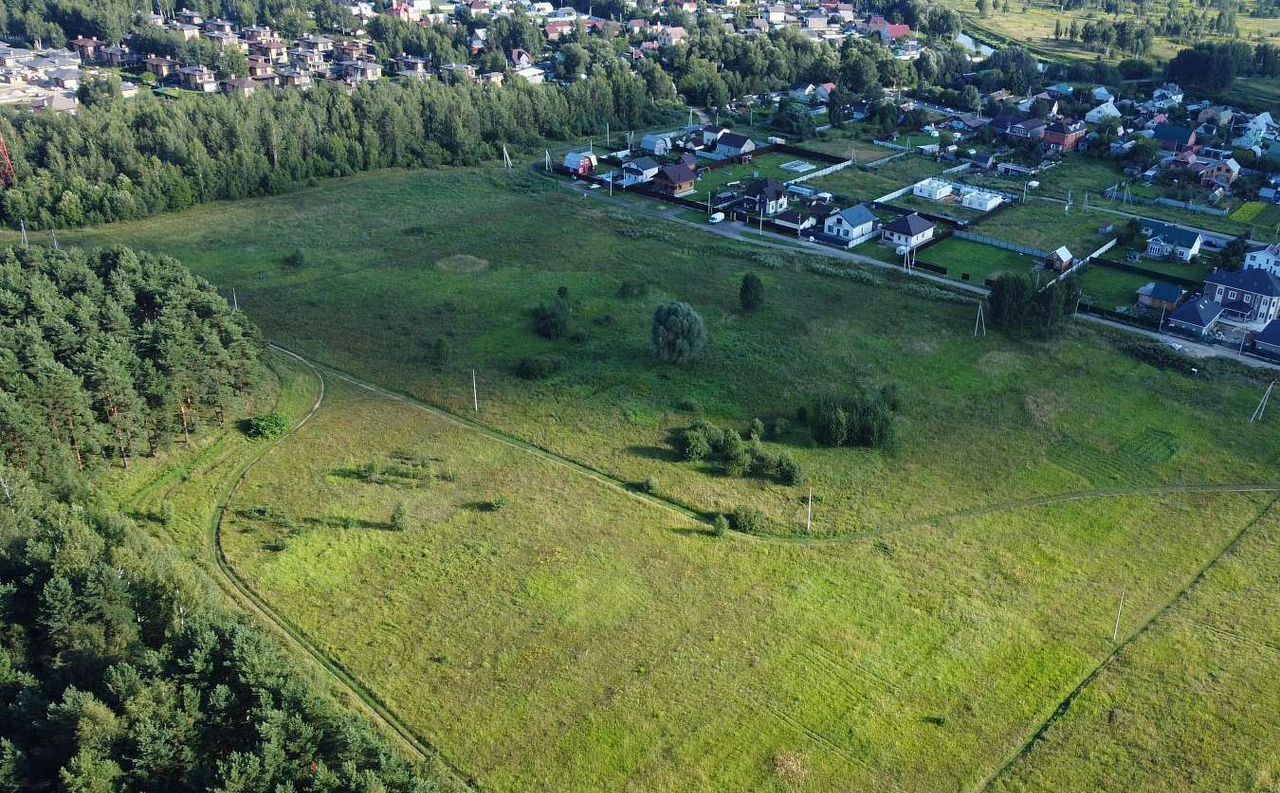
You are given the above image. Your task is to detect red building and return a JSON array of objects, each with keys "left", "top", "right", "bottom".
[{"left": 1044, "top": 120, "right": 1086, "bottom": 153}]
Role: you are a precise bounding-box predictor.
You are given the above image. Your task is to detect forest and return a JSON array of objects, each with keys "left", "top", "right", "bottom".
[{"left": 0, "top": 244, "right": 447, "bottom": 791}]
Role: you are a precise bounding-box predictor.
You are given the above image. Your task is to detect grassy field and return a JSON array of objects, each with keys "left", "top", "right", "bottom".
[
  {"left": 1075, "top": 265, "right": 1151, "bottom": 310},
  {"left": 1218, "top": 76, "right": 1280, "bottom": 114},
  {"left": 992, "top": 501, "right": 1280, "bottom": 792},
  {"left": 968, "top": 201, "right": 1118, "bottom": 257},
  {"left": 921, "top": 237, "right": 1040, "bottom": 283},
  {"left": 688, "top": 152, "right": 809, "bottom": 203},
  {"left": 803, "top": 129, "right": 898, "bottom": 164},
  {"left": 812, "top": 156, "right": 950, "bottom": 202},
  {"left": 46, "top": 164, "right": 1280, "bottom": 791}
]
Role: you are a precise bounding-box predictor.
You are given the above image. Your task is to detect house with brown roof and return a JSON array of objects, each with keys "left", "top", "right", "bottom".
[{"left": 654, "top": 162, "right": 697, "bottom": 196}]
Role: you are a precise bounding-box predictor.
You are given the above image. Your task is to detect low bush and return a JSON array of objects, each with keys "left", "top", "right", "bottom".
[
  {"left": 244, "top": 412, "right": 288, "bottom": 440},
  {"left": 515, "top": 355, "right": 564, "bottom": 380},
  {"left": 729, "top": 506, "right": 768, "bottom": 534}
]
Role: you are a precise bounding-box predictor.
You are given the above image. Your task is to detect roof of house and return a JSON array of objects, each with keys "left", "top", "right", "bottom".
[
  {"left": 1050, "top": 246, "right": 1073, "bottom": 262},
  {"left": 831, "top": 203, "right": 877, "bottom": 228},
  {"left": 743, "top": 178, "right": 785, "bottom": 200},
  {"left": 1138, "top": 281, "right": 1183, "bottom": 302},
  {"left": 1206, "top": 268, "right": 1280, "bottom": 296},
  {"left": 1255, "top": 318, "right": 1280, "bottom": 347},
  {"left": 1046, "top": 120, "right": 1085, "bottom": 135},
  {"left": 1153, "top": 124, "right": 1194, "bottom": 144},
  {"left": 883, "top": 212, "right": 934, "bottom": 236},
  {"left": 1012, "top": 118, "right": 1046, "bottom": 131},
  {"left": 718, "top": 132, "right": 753, "bottom": 149},
  {"left": 1170, "top": 296, "right": 1224, "bottom": 328},
  {"left": 624, "top": 156, "right": 659, "bottom": 172},
  {"left": 657, "top": 162, "right": 696, "bottom": 184},
  {"left": 1145, "top": 221, "right": 1202, "bottom": 249}
]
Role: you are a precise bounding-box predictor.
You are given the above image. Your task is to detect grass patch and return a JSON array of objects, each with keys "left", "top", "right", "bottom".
[{"left": 921, "top": 237, "right": 1039, "bottom": 283}]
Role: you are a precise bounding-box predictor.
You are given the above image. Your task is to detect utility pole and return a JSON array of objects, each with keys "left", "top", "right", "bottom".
[
  {"left": 974, "top": 301, "right": 986, "bottom": 338},
  {"left": 49, "top": 228, "right": 59, "bottom": 250},
  {"left": 605, "top": 122, "right": 610, "bottom": 147},
  {"left": 805, "top": 489, "right": 812, "bottom": 534},
  {"left": 19, "top": 219, "right": 27, "bottom": 248},
  {"left": 544, "top": 149, "right": 551, "bottom": 172},
  {"left": 1112, "top": 590, "right": 1126, "bottom": 642},
  {"left": 472, "top": 370, "right": 480, "bottom": 413},
  {"left": 1250, "top": 381, "right": 1274, "bottom": 424},
  {"left": 232, "top": 287, "right": 238, "bottom": 311},
  {"left": 502, "top": 144, "right": 512, "bottom": 169}
]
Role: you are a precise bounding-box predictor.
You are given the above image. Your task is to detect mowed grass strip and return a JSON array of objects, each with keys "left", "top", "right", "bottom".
[
  {"left": 991, "top": 503, "right": 1280, "bottom": 793},
  {"left": 223, "top": 373, "right": 1276, "bottom": 792}
]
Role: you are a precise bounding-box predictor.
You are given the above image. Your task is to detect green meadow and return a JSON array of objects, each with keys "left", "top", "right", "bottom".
[{"left": 60, "top": 164, "right": 1280, "bottom": 791}]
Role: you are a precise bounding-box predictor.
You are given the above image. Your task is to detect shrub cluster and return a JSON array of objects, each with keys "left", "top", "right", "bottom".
[
  {"left": 809, "top": 386, "right": 899, "bottom": 449},
  {"left": 515, "top": 355, "right": 564, "bottom": 380},
  {"left": 244, "top": 412, "right": 288, "bottom": 440},
  {"left": 678, "top": 419, "right": 803, "bottom": 485}
]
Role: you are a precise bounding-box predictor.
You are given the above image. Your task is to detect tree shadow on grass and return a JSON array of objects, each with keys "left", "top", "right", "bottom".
[
  {"left": 625, "top": 444, "right": 682, "bottom": 462},
  {"left": 302, "top": 516, "right": 394, "bottom": 531}
]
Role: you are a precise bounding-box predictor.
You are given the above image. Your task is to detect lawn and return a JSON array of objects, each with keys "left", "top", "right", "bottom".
[
  {"left": 812, "top": 155, "right": 950, "bottom": 202},
  {"left": 1217, "top": 76, "right": 1280, "bottom": 114},
  {"left": 49, "top": 165, "right": 1280, "bottom": 792},
  {"left": 803, "top": 128, "right": 898, "bottom": 164},
  {"left": 921, "top": 237, "right": 1039, "bottom": 284},
  {"left": 970, "top": 201, "right": 1120, "bottom": 258},
  {"left": 890, "top": 193, "right": 988, "bottom": 223},
  {"left": 687, "top": 152, "right": 807, "bottom": 203},
  {"left": 1075, "top": 265, "right": 1151, "bottom": 310}
]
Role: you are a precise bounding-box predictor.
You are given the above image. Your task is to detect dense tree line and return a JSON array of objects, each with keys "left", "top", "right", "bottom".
[
  {"left": 1, "top": 67, "right": 665, "bottom": 228},
  {"left": 0, "top": 245, "right": 261, "bottom": 488},
  {"left": 0, "top": 243, "right": 448, "bottom": 791},
  {"left": 1165, "top": 40, "right": 1280, "bottom": 90},
  {"left": 988, "top": 273, "right": 1080, "bottom": 339}
]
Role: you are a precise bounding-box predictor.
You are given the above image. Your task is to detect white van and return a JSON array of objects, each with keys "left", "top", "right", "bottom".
[{"left": 708, "top": 212, "right": 725, "bottom": 224}]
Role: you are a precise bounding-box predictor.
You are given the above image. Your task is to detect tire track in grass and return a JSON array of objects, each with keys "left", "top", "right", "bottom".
[
  {"left": 972, "top": 495, "right": 1279, "bottom": 793},
  {"left": 207, "top": 347, "right": 482, "bottom": 792}
]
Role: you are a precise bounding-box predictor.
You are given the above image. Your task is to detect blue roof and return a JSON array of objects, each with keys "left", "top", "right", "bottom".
[
  {"left": 1145, "top": 221, "right": 1202, "bottom": 249},
  {"left": 1140, "top": 281, "right": 1183, "bottom": 302},
  {"left": 1170, "top": 296, "right": 1223, "bottom": 328},
  {"left": 835, "top": 203, "right": 877, "bottom": 227},
  {"left": 1205, "top": 268, "right": 1280, "bottom": 297},
  {"left": 1256, "top": 319, "right": 1280, "bottom": 346}
]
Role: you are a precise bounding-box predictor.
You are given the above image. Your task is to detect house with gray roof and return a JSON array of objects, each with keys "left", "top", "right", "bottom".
[
  {"left": 1143, "top": 221, "right": 1203, "bottom": 262},
  {"left": 822, "top": 203, "right": 878, "bottom": 246}
]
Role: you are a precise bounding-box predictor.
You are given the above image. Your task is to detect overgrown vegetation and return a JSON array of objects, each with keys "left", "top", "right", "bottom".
[
  {"left": 989, "top": 273, "right": 1082, "bottom": 339},
  {"left": 651, "top": 301, "right": 708, "bottom": 365}
]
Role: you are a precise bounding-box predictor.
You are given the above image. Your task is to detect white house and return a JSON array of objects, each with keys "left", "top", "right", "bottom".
[
  {"left": 1092, "top": 85, "right": 1114, "bottom": 103},
  {"left": 881, "top": 213, "right": 935, "bottom": 249},
  {"left": 1245, "top": 243, "right": 1280, "bottom": 275},
  {"left": 1143, "top": 221, "right": 1202, "bottom": 262},
  {"left": 621, "top": 156, "right": 660, "bottom": 185},
  {"left": 961, "top": 190, "right": 1002, "bottom": 211},
  {"left": 514, "top": 65, "right": 545, "bottom": 84},
  {"left": 913, "top": 178, "right": 952, "bottom": 201},
  {"left": 822, "top": 203, "right": 878, "bottom": 246},
  {"left": 716, "top": 131, "right": 756, "bottom": 159},
  {"left": 1085, "top": 100, "right": 1121, "bottom": 124}
]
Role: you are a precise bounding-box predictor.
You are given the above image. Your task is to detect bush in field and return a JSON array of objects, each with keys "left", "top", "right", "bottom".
[
  {"left": 244, "top": 412, "right": 288, "bottom": 440},
  {"left": 720, "top": 429, "right": 752, "bottom": 477},
  {"left": 515, "top": 355, "right": 564, "bottom": 379},
  {"left": 680, "top": 427, "right": 713, "bottom": 461},
  {"left": 651, "top": 301, "right": 707, "bottom": 364},
  {"left": 643, "top": 476, "right": 660, "bottom": 494},
  {"left": 749, "top": 417, "right": 766, "bottom": 441},
  {"left": 532, "top": 294, "right": 571, "bottom": 339},
  {"left": 390, "top": 502, "right": 410, "bottom": 531},
  {"left": 283, "top": 249, "right": 307, "bottom": 268},
  {"left": 776, "top": 452, "right": 803, "bottom": 485},
  {"left": 729, "top": 506, "right": 767, "bottom": 534},
  {"left": 712, "top": 514, "right": 729, "bottom": 537},
  {"left": 810, "top": 389, "right": 896, "bottom": 449},
  {"left": 740, "top": 272, "right": 765, "bottom": 313},
  {"left": 989, "top": 273, "right": 1080, "bottom": 339}
]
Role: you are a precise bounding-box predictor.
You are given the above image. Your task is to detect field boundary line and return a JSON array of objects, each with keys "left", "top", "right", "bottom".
[
  {"left": 208, "top": 348, "right": 482, "bottom": 792},
  {"left": 971, "top": 495, "right": 1280, "bottom": 792}
]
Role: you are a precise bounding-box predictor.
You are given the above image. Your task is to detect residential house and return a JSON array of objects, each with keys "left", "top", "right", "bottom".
[
  {"left": 774, "top": 209, "right": 817, "bottom": 231},
  {"left": 514, "top": 66, "right": 545, "bottom": 84},
  {"left": 207, "top": 31, "right": 247, "bottom": 51},
  {"left": 278, "top": 67, "right": 312, "bottom": 88},
  {"left": 69, "top": 36, "right": 102, "bottom": 63},
  {"left": 866, "top": 15, "right": 911, "bottom": 42},
  {"left": 144, "top": 55, "right": 180, "bottom": 79},
  {"left": 1203, "top": 268, "right": 1280, "bottom": 325},
  {"left": 177, "top": 65, "right": 217, "bottom": 92},
  {"left": 822, "top": 203, "right": 878, "bottom": 246},
  {"left": 1008, "top": 118, "right": 1046, "bottom": 141},
  {"left": 563, "top": 151, "right": 597, "bottom": 175},
  {"left": 240, "top": 25, "right": 275, "bottom": 43},
  {"left": 247, "top": 56, "right": 275, "bottom": 79},
  {"left": 743, "top": 178, "right": 788, "bottom": 215},
  {"left": 1198, "top": 105, "right": 1234, "bottom": 127},
  {"left": 969, "top": 151, "right": 996, "bottom": 170},
  {"left": 1085, "top": 100, "right": 1121, "bottom": 124},
  {"left": 1152, "top": 123, "right": 1196, "bottom": 152},
  {"left": 252, "top": 39, "right": 289, "bottom": 64},
  {"left": 1151, "top": 82, "right": 1183, "bottom": 108},
  {"left": 222, "top": 76, "right": 257, "bottom": 96},
  {"left": 658, "top": 26, "right": 689, "bottom": 46},
  {"left": 1044, "top": 119, "right": 1086, "bottom": 152},
  {"left": 716, "top": 131, "right": 756, "bottom": 160},
  {"left": 1245, "top": 243, "right": 1280, "bottom": 275},
  {"left": 299, "top": 35, "right": 334, "bottom": 54},
  {"left": 622, "top": 156, "right": 660, "bottom": 184},
  {"left": 205, "top": 17, "right": 236, "bottom": 33},
  {"left": 510, "top": 48, "right": 534, "bottom": 68},
  {"left": 1200, "top": 158, "right": 1240, "bottom": 189},
  {"left": 1047, "top": 82, "right": 1074, "bottom": 98},
  {"left": 340, "top": 59, "right": 382, "bottom": 82},
  {"left": 102, "top": 45, "right": 139, "bottom": 68},
  {"left": 1136, "top": 281, "right": 1183, "bottom": 310},
  {"left": 1092, "top": 85, "right": 1114, "bottom": 103},
  {"left": 961, "top": 191, "right": 1002, "bottom": 211},
  {"left": 654, "top": 162, "right": 697, "bottom": 195},
  {"left": 171, "top": 23, "right": 202, "bottom": 41},
  {"left": 881, "top": 213, "right": 935, "bottom": 249},
  {"left": 913, "top": 178, "right": 951, "bottom": 201},
  {"left": 1253, "top": 319, "right": 1280, "bottom": 355},
  {"left": 1168, "top": 296, "right": 1224, "bottom": 335},
  {"left": 1143, "top": 221, "right": 1203, "bottom": 261}
]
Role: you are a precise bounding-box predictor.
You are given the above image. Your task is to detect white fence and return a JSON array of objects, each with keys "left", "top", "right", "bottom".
[
  {"left": 953, "top": 230, "right": 1049, "bottom": 258},
  {"left": 784, "top": 159, "right": 852, "bottom": 185}
]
